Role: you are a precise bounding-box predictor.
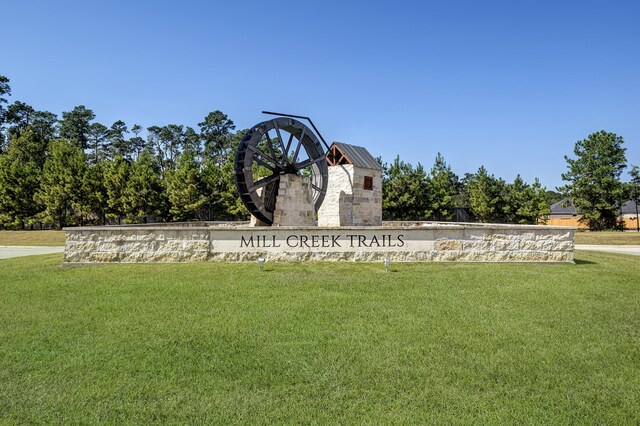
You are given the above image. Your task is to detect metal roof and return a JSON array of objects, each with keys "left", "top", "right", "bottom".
[
  {"left": 550, "top": 198, "right": 578, "bottom": 215},
  {"left": 622, "top": 199, "right": 639, "bottom": 214},
  {"left": 550, "top": 197, "right": 639, "bottom": 215},
  {"left": 330, "top": 142, "right": 381, "bottom": 171}
]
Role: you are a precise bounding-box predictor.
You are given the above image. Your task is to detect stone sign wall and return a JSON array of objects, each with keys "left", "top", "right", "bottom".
[{"left": 64, "top": 223, "right": 574, "bottom": 263}]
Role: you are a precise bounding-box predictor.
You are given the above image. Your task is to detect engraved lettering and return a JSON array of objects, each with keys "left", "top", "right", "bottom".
[
  {"left": 286, "top": 235, "right": 298, "bottom": 247},
  {"left": 240, "top": 236, "right": 254, "bottom": 248}
]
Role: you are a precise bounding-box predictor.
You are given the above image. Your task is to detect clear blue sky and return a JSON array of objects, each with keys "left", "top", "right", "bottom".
[{"left": 2, "top": 0, "right": 639, "bottom": 189}]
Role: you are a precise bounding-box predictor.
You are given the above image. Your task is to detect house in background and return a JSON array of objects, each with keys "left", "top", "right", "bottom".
[
  {"left": 621, "top": 199, "right": 640, "bottom": 231},
  {"left": 544, "top": 197, "right": 639, "bottom": 230}
]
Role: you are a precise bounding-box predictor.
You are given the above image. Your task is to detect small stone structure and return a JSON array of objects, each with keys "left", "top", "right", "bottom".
[
  {"left": 64, "top": 222, "right": 574, "bottom": 264},
  {"left": 272, "top": 174, "right": 316, "bottom": 226},
  {"left": 318, "top": 142, "right": 382, "bottom": 226}
]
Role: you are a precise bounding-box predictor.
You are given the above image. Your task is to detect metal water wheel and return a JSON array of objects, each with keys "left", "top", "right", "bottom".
[{"left": 234, "top": 116, "right": 329, "bottom": 225}]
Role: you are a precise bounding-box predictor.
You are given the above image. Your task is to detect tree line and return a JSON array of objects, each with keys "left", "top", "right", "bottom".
[
  {"left": 0, "top": 75, "right": 247, "bottom": 229},
  {"left": 1, "top": 74, "right": 637, "bottom": 230},
  {"left": 381, "top": 153, "right": 550, "bottom": 224},
  {"left": 381, "top": 131, "right": 640, "bottom": 230}
]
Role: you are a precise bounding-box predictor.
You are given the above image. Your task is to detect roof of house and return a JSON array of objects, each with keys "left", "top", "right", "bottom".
[
  {"left": 550, "top": 197, "right": 639, "bottom": 215},
  {"left": 550, "top": 198, "right": 578, "bottom": 215},
  {"left": 622, "top": 199, "right": 639, "bottom": 214},
  {"left": 326, "top": 142, "right": 381, "bottom": 171}
]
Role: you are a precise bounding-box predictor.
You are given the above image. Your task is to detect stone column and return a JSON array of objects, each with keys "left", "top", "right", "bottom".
[
  {"left": 318, "top": 165, "right": 354, "bottom": 226},
  {"left": 272, "top": 174, "right": 316, "bottom": 226}
]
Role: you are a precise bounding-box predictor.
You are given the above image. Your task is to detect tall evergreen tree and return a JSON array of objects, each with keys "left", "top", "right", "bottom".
[
  {"left": 0, "top": 75, "right": 11, "bottom": 152},
  {"left": 199, "top": 111, "right": 235, "bottom": 166},
  {"left": 200, "top": 155, "right": 248, "bottom": 221},
  {"left": 0, "top": 151, "right": 41, "bottom": 228},
  {"left": 427, "top": 153, "right": 459, "bottom": 221},
  {"left": 107, "top": 120, "right": 131, "bottom": 159},
  {"left": 124, "top": 150, "right": 166, "bottom": 222},
  {"left": 81, "top": 161, "right": 109, "bottom": 225},
  {"left": 466, "top": 166, "right": 505, "bottom": 223},
  {"left": 560, "top": 130, "right": 627, "bottom": 230},
  {"left": 104, "top": 155, "right": 130, "bottom": 224},
  {"left": 30, "top": 111, "right": 58, "bottom": 141},
  {"left": 503, "top": 175, "right": 549, "bottom": 224},
  {"left": 147, "top": 124, "right": 186, "bottom": 171},
  {"left": 166, "top": 149, "right": 206, "bottom": 221},
  {"left": 35, "top": 140, "right": 87, "bottom": 229},
  {"left": 59, "top": 105, "right": 95, "bottom": 150},
  {"left": 129, "top": 124, "right": 147, "bottom": 159},
  {"left": 4, "top": 101, "right": 35, "bottom": 140},
  {"left": 628, "top": 165, "right": 640, "bottom": 232},
  {"left": 2, "top": 126, "right": 49, "bottom": 169},
  {"left": 382, "top": 156, "right": 429, "bottom": 220},
  {"left": 88, "top": 122, "right": 108, "bottom": 164},
  {"left": 0, "top": 75, "right": 10, "bottom": 116}
]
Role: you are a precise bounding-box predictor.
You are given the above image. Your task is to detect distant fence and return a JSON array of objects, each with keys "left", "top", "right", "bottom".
[
  {"left": 622, "top": 216, "right": 639, "bottom": 230},
  {"left": 542, "top": 217, "right": 587, "bottom": 229},
  {"left": 541, "top": 216, "right": 639, "bottom": 230}
]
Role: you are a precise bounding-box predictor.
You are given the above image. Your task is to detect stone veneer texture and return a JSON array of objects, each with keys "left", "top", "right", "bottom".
[
  {"left": 318, "top": 165, "right": 382, "bottom": 227},
  {"left": 272, "top": 175, "right": 316, "bottom": 226},
  {"left": 64, "top": 223, "right": 574, "bottom": 264}
]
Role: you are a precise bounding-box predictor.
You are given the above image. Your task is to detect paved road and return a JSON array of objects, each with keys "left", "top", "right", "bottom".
[
  {"left": 575, "top": 245, "right": 640, "bottom": 256},
  {"left": 0, "top": 246, "right": 64, "bottom": 259}
]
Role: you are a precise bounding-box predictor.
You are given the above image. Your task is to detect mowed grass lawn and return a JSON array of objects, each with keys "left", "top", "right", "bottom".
[
  {"left": 0, "top": 230, "right": 65, "bottom": 246},
  {"left": 574, "top": 231, "right": 640, "bottom": 245},
  {"left": 1, "top": 252, "right": 639, "bottom": 423}
]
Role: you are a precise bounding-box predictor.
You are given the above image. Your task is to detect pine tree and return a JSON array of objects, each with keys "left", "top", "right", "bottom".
[
  {"left": 81, "top": 161, "right": 109, "bottom": 225},
  {"left": 0, "top": 155, "right": 41, "bottom": 228},
  {"left": 200, "top": 154, "right": 248, "bottom": 221},
  {"left": 199, "top": 111, "right": 235, "bottom": 166},
  {"left": 124, "top": 150, "right": 166, "bottom": 223},
  {"left": 382, "top": 156, "right": 429, "bottom": 220},
  {"left": 88, "top": 122, "right": 108, "bottom": 164},
  {"left": 503, "top": 175, "right": 549, "bottom": 224},
  {"left": 35, "top": 140, "right": 87, "bottom": 229},
  {"left": 166, "top": 149, "right": 206, "bottom": 221},
  {"left": 560, "top": 131, "right": 627, "bottom": 230},
  {"left": 104, "top": 155, "right": 130, "bottom": 224},
  {"left": 59, "top": 105, "right": 95, "bottom": 150},
  {"left": 0, "top": 75, "right": 12, "bottom": 152},
  {"left": 466, "top": 166, "right": 505, "bottom": 223},
  {"left": 107, "top": 120, "right": 131, "bottom": 159},
  {"left": 0, "top": 129, "right": 46, "bottom": 228},
  {"left": 427, "top": 153, "right": 459, "bottom": 221},
  {"left": 628, "top": 165, "right": 640, "bottom": 232}
]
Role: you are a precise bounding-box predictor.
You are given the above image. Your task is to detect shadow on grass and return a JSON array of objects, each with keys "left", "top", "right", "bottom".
[{"left": 574, "top": 258, "right": 597, "bottom": 265}]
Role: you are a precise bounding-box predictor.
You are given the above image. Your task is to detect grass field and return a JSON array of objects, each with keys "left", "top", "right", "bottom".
[
  {"left": 574, "top": 231, "right": 640, "bottom": 245},
  {"left": 1, "top": 252, "right": 639, "bottom": 423},
  {"left": 0, "top": 230, "right": 66, "bottom": 246}
]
